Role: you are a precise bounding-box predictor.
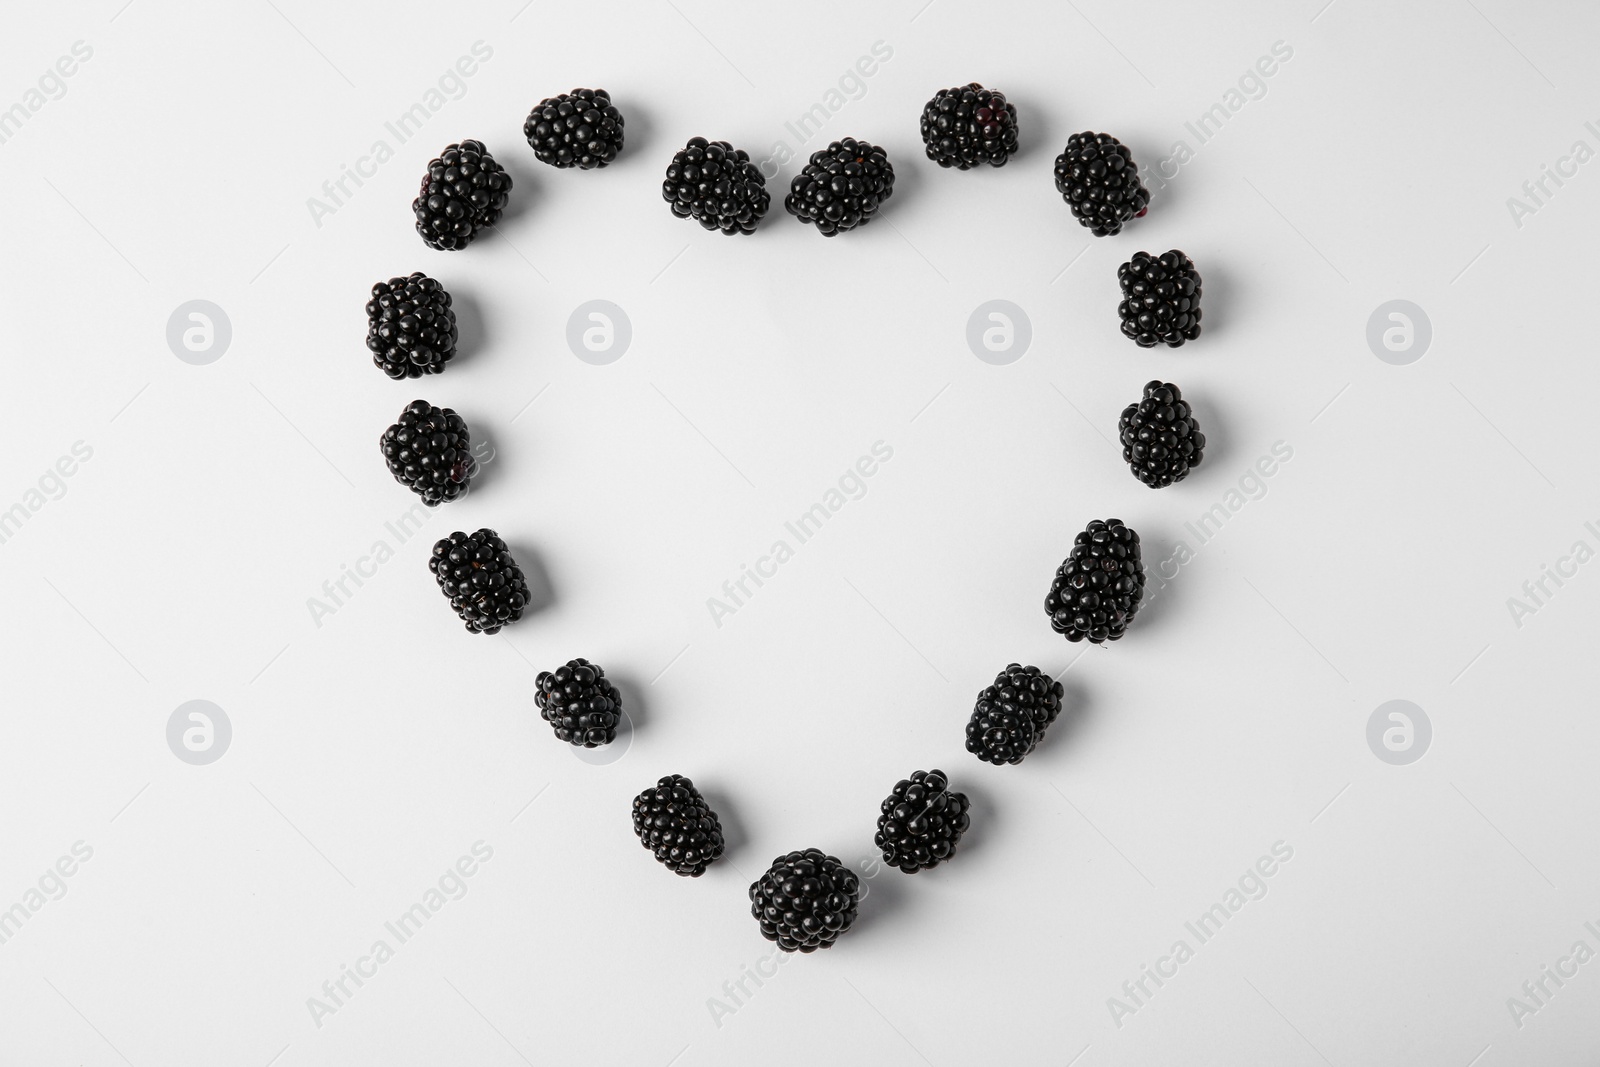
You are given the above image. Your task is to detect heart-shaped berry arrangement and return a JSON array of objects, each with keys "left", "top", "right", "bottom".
[{"left": 365, "top": 83, "right": 1205, "bottom": 953}]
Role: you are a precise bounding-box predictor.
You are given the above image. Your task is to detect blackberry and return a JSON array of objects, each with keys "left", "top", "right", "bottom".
[
  {"left": 1118, "top": 250, "right": 1202, "bottom": 348},
  {"left": 365, "top": 273, "right": 457, "bottom": 379},
  {"left": 428, "top": 529, "right": 529, "bottom": 634},
  {"left": 523, "top": 89, "right": 624, "bottom": 169},
  {"left": 662, "top": 137, "right": 770, "bottom": 235},
  {"left": 919, "top": 83, "right": 1018, "bottom": 169},
  {"left": 1120, "top": 381, "right": 1205, "bottom": 488},
  {"left": 535, "top": 658, "right": 622, "bottom": 748},
  {"left": 875, "top": 769, "right": 970, "bottom": 872},
  {"left": 966, "top": 664, "right": 1064, "bottom": 765},
  {"left": 784, "top": 137, "right": 894, "bottom": 236},
  {"left": 749, "top": 848, "right": 860, "bottom": 953},
  {"left": 1053, "top": 132, "right": 1149, "bottom": 237},
  {"left": 1045, "top": 519, "right": 1145, "bottom": 643},
  {"left": 413, "top": 140, "right": 511, "bottom": 251},
  {"left": 380, "top": 400, "right": 474, "bottom": 506},
  {"left": 631, "top": 774, "right": 725, "bottom": 876}
]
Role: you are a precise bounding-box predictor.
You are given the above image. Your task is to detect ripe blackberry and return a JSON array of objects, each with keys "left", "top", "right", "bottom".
[
  {"left": 380, "top": 400, "right": 474, "bottom": 506},
  {"left": 1118, "top": 250, "right": 1202, "bottom": 348},
  {"left": 966, "top": 664, "right": 1064, "bottom": 765},
  {"left": 875, "top": 769, "right": 970, "bottom": 872},
  {"left": 784, "top": 137, "right": 894, "bottom": 236},
  {"left": 663, "top": 137, "right": 770, "bottom": 235},
  {"left": 523, "top": 89, "right": 624, "bottom": 169},
  {"left": 749, "top": 848, "right": 860, "bottom": 953},
  {"left": 428, "top": 529, "right": 529, "bottom": 634},
  {"left": 631, "top": 774, "right": 725, "bottom": 877},
  {"left": 365, "top": 273, "right": 457, "bottom": 380},
  {"left": 535, "top": 658, "right": 622, "bottom": 748},
  {"left": 920, "top": 83, "right": 1018, "bottom": 169},
  {"left": 1045, "top": 520, "right": 1145, "bottom": 643},
  {"left": 1053, "top": 132, "right": 1149, "bottom": 237},
  {"left": 1120, "top": 381, "right": 1205, "bottom": 489},
  {"left": 413, "top": 140, "right": 511, "bottom": 250}
]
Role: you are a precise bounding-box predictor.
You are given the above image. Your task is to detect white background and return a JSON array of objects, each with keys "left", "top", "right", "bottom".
[{"left": 2, "top": 0, "right": 1597, "bottom": 1064}]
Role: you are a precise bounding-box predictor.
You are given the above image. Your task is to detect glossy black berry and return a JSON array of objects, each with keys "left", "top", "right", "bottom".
[
  {"left": 966, "top": 664, "right": 1064, "bottom": 765},
  {"left": 380, "top": 400, "right": 473, "bottom": 506},
  {"left": 631, "top": 774, "right": 725, "bottom": 876},
  {"left": 428, "top": 529, "right": 528, "bottom": 634},
  {"left": 1045, "top": 520, "right": 1145, "bottom": 643},
  {"left": 784, "top": 137, "right": 894, "bottom": 236},
  {"left": 535, "top": 658, "right": 622, "bottom": 748},
  {"left": 365, "top": 273, "right": 457, "bottom": 380},
  {"left": 413, "top": 140, "right": 511, "bottom": 251},
  {"left": 920, "top": 83, "right": 1018, "bottom": 169},
  {"left": 875, "top": 770, "right": 969, "bottom": 872},
  {"left": 1054, "top": 132, "right": 1149, "bottom": 237},
  {"left": 1120, "top": 381, "right": 1204, "bottom": 489},
  {"left": 663, "top": 137, "right": 769, "bottom": 235},
  {"left": 1118, "top": 250, "right": 1202, "bottom": 347},
  {"left": 749, "top": 848, "right": 860, "bottom": 952},
  {"left": 524, "top": 89, "right": 623, "bottom": 169}
]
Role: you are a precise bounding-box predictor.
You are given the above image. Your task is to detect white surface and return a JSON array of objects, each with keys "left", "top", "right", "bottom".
[{"left": 2, "top": 0, "right": 1597, "bottom": 1064}]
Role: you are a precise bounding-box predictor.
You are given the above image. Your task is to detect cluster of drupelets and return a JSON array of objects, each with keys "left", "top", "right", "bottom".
[{"left": 364, "top": 83, "right": 1212, "bottom": 952}]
